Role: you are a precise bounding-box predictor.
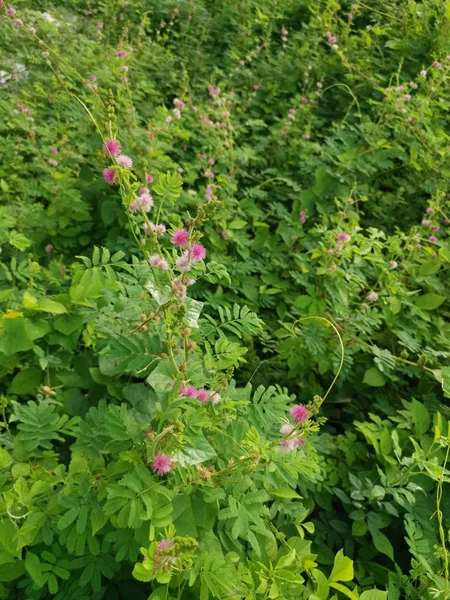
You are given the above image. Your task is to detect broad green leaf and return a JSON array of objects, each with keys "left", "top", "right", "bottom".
[
  {"left": 363, "top": 368, "right": 386, "bottom": 387},
  {"left": 329, "top": 582, "right": 359, "bottom": 600},
  {"left": 24, "top": 552, "right": 44, "bottom": 588},
  {"left": 418, "top": 259, "right": 441, "bottom": 276},
  {"left": 411, "top": 399, "right": 431, "bottom": 437},
  {"left": 329, "top": 549, "right": 354, "bottom": 583},
  {"left": 360, "top": 591, "right": 388, "bottom": 600},
  {"left": 0, "top": 448, "right": 12, "bottom": 469},
  {"left": 415, "top": 293, "right": 445, "bottom": 311}
]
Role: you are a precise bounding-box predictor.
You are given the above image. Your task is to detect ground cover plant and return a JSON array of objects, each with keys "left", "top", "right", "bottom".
[{"left": 0, "top": 0, "right": 450, "bottom": 598}]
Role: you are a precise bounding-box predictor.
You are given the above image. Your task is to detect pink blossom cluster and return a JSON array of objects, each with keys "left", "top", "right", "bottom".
[
  {"left": 325, "top": 31, "right": 338, "bottom": 50},
  {"left": 281, "top": 26, "right": 288, "bottom": 44},
  {"left": 208, "top": 85, "right": 220, "bottom": 97},
  {"left": 421, "top": 206, "right": 440, "bottom": 243},
  {"left": 129, "top": 188, "right": 153, "bottom": 214},
  {"left": 205, "top": 184, "right": 215, "bottom": 202},
  {"left": 154, "top": 539, "right": 176, "bottom": 571},
  {"left": 179, "top": 384, "right": 221, "bottom": 404},
  {"left": 144, "top": 222, "right": 166, "bottom": 236},
  {"left": 149, "top": 254, "right": 169, "bottom": 270},
  {"left": 13, "top": 104, "right": 32, "bottom": 119},
  {"left": 299, "top": 210, "right": 307, "bottom": 224},
  {"left": 172, "top": 276, "right": 187, "bottom": 300},
  {"left": 152, "top": 453, "right": 173, "bottom": 475},
  {"left": 278, "top": 424, "right": 306, "bottom": 452},
  {"left": 367, "top": 291, "right": 379, "bottom": 302}
]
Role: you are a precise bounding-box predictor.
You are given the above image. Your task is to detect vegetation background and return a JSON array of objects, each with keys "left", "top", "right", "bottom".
[{"left": 0, "top": 0, "right": 450, "bottom": 599}]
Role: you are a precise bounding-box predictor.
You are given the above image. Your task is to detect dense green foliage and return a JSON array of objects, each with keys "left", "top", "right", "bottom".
[{"left": 1, "top": 0, "right": 450, "bottom": 598}]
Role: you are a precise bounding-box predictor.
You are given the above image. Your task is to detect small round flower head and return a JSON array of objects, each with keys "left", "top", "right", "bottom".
[
  {"left": 152, "top": 453, "right": 172, "bottom": 476},
  {"left": 45, "top": 244, "right": 53, "bottom": 253},
  {"left": 176, "top": 253, "right": 191, "bottom": 272},
  {"left": 280, "top": 423, "right": 294, "bottom": 435},
  {"left": 41, "top": 51, "right": 49, "bottom": 57},
  {"left": 171, "top": 228, "right": 189, "bottom": 247},
  {"left": 196, "top": 389, "right": 210, "bottom": 403},
  {"left": 180, "top": 385, "right": 198, "bottom": 397},
  {"left": 295, "top": 437, "right": 306, "bottom": 447},
  {"left": 103, "top": 168, "right": 118, "bottom": 185},
  {"left": 205, "top": 170, "right": 215, "bottom": 179},
  {"left": 139, "top": 187, "right": 150, "bottom": 195},
  {"left": 367, "top": 291, "right": 379, "bottom": 302},
  {"left": 302, "top": 134, "right": 311, "bottom": 140},
  {"left": 279, "top": 439, "right": 296, "bottom": 452},
  {"left": 389, "top": 260, "right": 398, "bottom": 269},
  {"left": 103, "top": 139, "right": 121, "bottom": 156},
  {"left": 210, "top": 392, "right": 221, "bottom": 404},
  {"left": 7, "top": 7, "right": 16, "bottom": 15},
  {"left": 47, "top": 159, "right": 58, "bottom": 167},
  {"left": 90, "top": 74, "right": 97, "bottom": 81},
  {"left": 422, "top": 219, "right": 431, "bottom": 227},
  {"left": 151, "top": 223, "right": 166, "bottom": 236},
  {"left": 29, "top": 27, "right": 36, "bottom": 34},
  {"left": 173, "top": 98, "right": 185, "bottom": 109},
  {"left": 50, "top": 146, "right": 58, "bottom": 154},
  {"left": 221, "top": 231, "right": 228, "bottom": 240},
  {"left": 420, "top": 69, "right": 427, "bottom": 77},
  {"left": 173, "top": 108, "right": 181, "bottom": 119},
  {"left": 432, "top": 60, "right": 441, "bottom": 69},
  {"left": 97, "top": 21, "right": 103, "bottom": 29},
  {"left": 145, "top": 173, "right": 154, "bottom": 183},
  {"left": 190, "top": 244, "right": 206, "bottom": 262},
  {"left": 149, "top": 255, "right": 168, "bottom": 270},
  {"left": 129, "top": 200, "right": 140, "bottom": 214},
  {"left": 328, "top": 36, "right": 337, "bottom": 43},
  {"left": 165, "top": 116, "right": 172, "bottom": 124},
  {"left": 299, "top": 210, "right": 307, "bottom": 224},
  {"left": 426, "top": 207, "right": 434, "bottom": 215},
  {"left": 290, "top": 404, "right": 309, "bottom": 423},
  {"left": 23, "top": 107, "right": 31, "bottom": 115},
  {"left": 117, "top": 154, "right": 133, "bottom": 168},
  {"left": 337, "top": 232, "right": 350, "bottom": 242},
  {"left": 428, "top": 236, "right": 437, "bottom": 243},
  {"left": 117, "top": 50, "right": 127, "bottom": 58},
  {"left": 433, "top": 225, "right": 440, "bottom": 232},
  {"left": 208, "top": 158, "right": 215, "bottom": 166},
  {"left": 139, "top": 193, "right": 153, "bottom": 212}
]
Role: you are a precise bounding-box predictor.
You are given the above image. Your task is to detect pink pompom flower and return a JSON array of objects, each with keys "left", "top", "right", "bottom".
[
  {"left": 428, "top": 236, "right": 437, "bottom": 243},
  {"left": 152, "top": 453, "right": 173, "bottom": 475},
  {"left": 190, "top": 244, "right": 206, "bottom": 262},
  {"left": 367, "top": 291, "right": 379, "bottom": 302},
  {"left": 7, "top": 7, "right": 16, "bottom": 15},
  {"left": 290, "top": 404, "right": 309, "bottom": 423},
  {"left": 180, "top": 385, "right": 198, "bottom": 397},
  {"left": 117, "top": 154, "right": 133, "bottom": 168},
  {"left": 196, "top": 389, "right": 210, "bottom": 403},
  {"left": 103, "top": 168, "right": 118, "bottom": 185},
  {"left": 50, "top": 146, "right": 58, "bottom": 154},
  {"left": 280, "top": 423, "right": 294, "bottom": 435},
  {"left": 171, "top": 228, "right": 189, "bottom": 247},
  {"left": 117, "top": 50, "right": 127, "bottom": 58},
  {"left": 176, "top": 253, "right": 191, "bottom": 272},
  {"left": 103, "top": 139, "right": 121, "bottom": 156}
]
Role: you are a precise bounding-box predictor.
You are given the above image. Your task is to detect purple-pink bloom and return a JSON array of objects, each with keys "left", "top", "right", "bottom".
[
  {"left": 145, "top": 174, "right": 154, "bottom": 183},
  {"left": 45, "top": 244, "right": 53, "bottom": 253},
  {"left": 210, "top": 392, "right": 220, "bottom": 404},
  {"left": 149, "top": 255, "right": 168, "bottom": 270},
  {"left": 422, "top": 219, "right": 431, "bottom": 227},
  {"left": 90, "top": 74, "right": 97, "bottom": 81},
  {"left": 190, "top": 244, "right": 206, "bottom": 262},
  {"left": 367, "top": 291, "right": 379, "bottom": 302},
  {"left": 50, "top": 146, "right": 58, "bottom": 154},
  {"left": 47, "top": 159, "right": 58, "bottom": 167},
  {"left": 103, "top": 168, "right": 118, "bottom": 185},
  {"left": 156, "top": 540, "right": 174, "bottom": 553},
  {"left": 290, "top": 404, "right": 309, "bottom": 423},
  {"left": 176, "top": 253, "right": 191, "bottom": 272},
  {"left": 7, "top": 7, "right": 16, "bottom": 15},
  {"left": 426, "top": 207, "right": 434, "bottom": 215},
  {"left": 117, "top": 50, "right": 127, "bottom": 58},
  {"left": 196, "top": 389, "right": 209, "bottom": 403},
  {"left": 103, "top": 139, "right": 121, "bottom": 156},
  {"left": 432, "top": 60, "right": 441, "bottom": 69},
  {"left": 428, "top": 236, "right": 437, "bottom": 243},
  {"left": 117, "top": 154, "right": 133, "bottom": 168},
  {"left": 390, "top": 260, "right": 398, "bottom": 269},
  {"left": 205, "top": 170, "right": 215, "bottom": 179},
  {"left": 152, "top": 454, "right": 172, "bottom": 476},
  {"left": 139, "top": 193, "right": 153, "bottom": 212},
  {"left": 280, "top": 424, "right": 294, "bottom": 435},
  {"left": 171, "top": 228, "right": 189, "bottom": 247},
  {"left": 180, "top": 385, "right": 198, "bottom": 397},
  {"left": 299, "top": 210, "right": 307, "bottom": 224},
  {"left": 207, "top": 158, "right": 215, "bottom": 166}
]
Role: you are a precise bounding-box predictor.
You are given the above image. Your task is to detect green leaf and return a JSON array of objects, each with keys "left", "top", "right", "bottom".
[
  {"left": 360, "top": 591, "right": 388, "bottom": 600},
  {"left": 58, "top": 507, "right": 80, "bottom": 531},
  {"left": 363, "top": 368, "right": 387, "bottom": 387},
  {"left": 25, "top": 552, "right": 44, "bottom": 588},
  {"left": 9, "top": 367, "right": 42, "bottom": 395},
  {"left": 0, "top": 448, "right": 13, "bottom": 469},
  {"left": 8, "top": 231, "right": 31, "bottom": 251},
  {"left": 36, "top": 298, "right": 68, "bottom": 314},
  {"left": 329, "top": 549, "right": 354, "bottom": 583},
  {"left": 418, "top": 259, "right": 441, "bottom": 276},
  {"left": 185, "top": 298, "right": 204, "bottom": 328},
  {"left": 0, "top": 318, "right": 34, "bottom": 356},
  {"left": 0, "top": 561, "right": 25, "bottom": 582},
  {"left": 370, "top": 529, "right": 394, "bottom": 560},
  {"left": 415, "top": 293, "right": 445, "bottom": 311},
  {"left": 329, "top": 582, "right": 359, "bottom": 600},
  {"left": 411, "top": 399, "right": 431, "bottom": 437}
]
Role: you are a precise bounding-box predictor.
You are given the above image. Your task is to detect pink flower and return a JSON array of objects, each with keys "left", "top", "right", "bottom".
[
  {"left": 139, "top": 193, "right": 153, "bottom": 212},
  {"left": 129, "top": 200, "right": 140, "bottom": 214},
  {"left": 367, "top": 291, "right": 379, "bottom": 302},
  {"left": 103, "top": 139, "right": 121, "bottom": 156},
  {"left": 45, "top": 244, "right": 53, "bottom": 253},
  {"left": 337, "top": 232, "right": 351, "bottom": 242},
  {"left": 420, "top": 69, "right": 427, "bottom": 77},
  {"left": 210, "top": 392, "right": 221, "bottom": 404},
  {"left": 207, "top": 158, "right": 215, "bottom": 166},
  {"left": 90, "top": 74, "right": 97, "bottom": 81},
  {"left": 171, "top": 228, "right": 189, "bottom": 247},
  {"left": 221, "top": 231, "right": 228, "bottom": 240},
  {"left": 173, "top": 98, "right": 185, "bottom": 109},
  {"left": 180, "top": 385, "right": 198, "bottom": 397},
  {"left": 190, "top": 244, "right": 206, "bottom": 262},
  {"left": 156, "top": 540, "right": 174, "bottom": 553},
  {"left": 139, "top": 187, "right": 150, "bottom": 195},
  {"left": 149, "top": 255, "right": 168, "bottom": 270},
  {"left": 328, "top": 36, "right": 337, "bottom": 44},
  {"left": 299, "top": 211, "right": 307, "bottom": 224},
  {"left": 151, "top": 223, "right": 166, "bottom": 236},
  {"left": 152, "top": 454, "right": 172, "bottom": 476},
  {"left": 205, "top": 170, "right": 215, "bottom": 179},
  {"left": 302, "top": 133, "right": 311, "bottom": 140},
  {"left": 301, "top": 96, "right": 308, "bottom": 104},
  {"left": 281, "top": 27, "right": 288, "bottom": 36},
  {"left": 196, "top": 389, "right": 209, "bottom": 403},
  {"left": 176, "top": 253, "right": 191, "bottom": 272},
  {"left": 117, "top": 50, "right": 127, "bottom": 58},
  {"left": 433, "top": 225, "right": 440, "bottom": 232},
  {"left": 390, "top": 260, "right": 398, "bottom": 269},
  {"left": 280, "top": 424, "right": 294, "bottom": 435},
  {"left": 290, "top": 404, "right": 309, "bottom": 423},
  {"left": 47, "top": 159, "right": 58, "bottom": 167},
  {"left": 97, "top": 22, "right": 103, "bottom": 29},
  {"left": 29, "top": 27, "right": 36, "bottom": 34},
  {"left": 432, "top": 60, "right": 441, "bottom": 69},
  {"left": 103, "top": 168, "right": 118, "bottom": 185},
  {"left": 7, "top": 7, "right": 16, "bottom": 15},
  {"left": 50, "top": 146, "right": 58, "bottom": 154},
  {"left": 426, "top": 207, "right": 434, "bottom": 215},
  {"left": 145, "top": 174, "right": 154, "bottom": 183},
  {"left": 117, "top": 154, "right": 133, "bottom": 168},
  {"left": 428, "top": 236, "right": 437, "bottom": 243}
]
